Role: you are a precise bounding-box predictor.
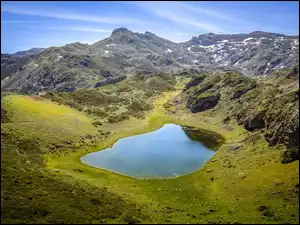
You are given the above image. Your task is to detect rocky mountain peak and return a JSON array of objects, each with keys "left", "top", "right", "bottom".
[
  {"left": 144, "top": 31, "right": 155, "bottom": 36},
  {"left": 248, "top": 31, "right": 283, "bottom": 38},
  {"left": 108, "top": 27, "right": 138, "bottom": 44},
  {"left": 111, "top": 27, "right": 133, "bottom": 36},
  {"left": 1, "top": 28, "right": 299, "bottom": 94}
]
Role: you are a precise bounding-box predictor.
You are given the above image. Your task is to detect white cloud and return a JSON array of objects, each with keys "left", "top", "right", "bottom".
[
  {"left": 1, "top": 20, "right": 38, "bottom": 23},
  {"left": 18, "top": 25, "right": 112, "bottom": 33},
  {"left": 1, "top": 5, "right": 142, "bottom": 24},
  {"left": 169, "top": 2, "right": 246, "bottom": 24},
  {"left": 131, "top": 2, "right": 226, "bottom": 33},
  {"left": 174, "top": 33, "right": 189, "bottom": 36}
]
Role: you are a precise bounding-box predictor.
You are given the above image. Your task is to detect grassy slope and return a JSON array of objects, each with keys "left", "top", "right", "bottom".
[
  {"left": 1, "top": 76, "right": 299, "bottom": 224},
  {"left": 1, "top": 95, "right": 149, "bottom": 224}
]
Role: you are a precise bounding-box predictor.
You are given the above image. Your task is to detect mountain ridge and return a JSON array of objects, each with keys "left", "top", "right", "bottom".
[{"left": 1, "top": 28, "right": 299, "bottom": 94}]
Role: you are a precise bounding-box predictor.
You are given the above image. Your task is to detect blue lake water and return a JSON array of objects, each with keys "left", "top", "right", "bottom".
[{"left": 80, "top": 124, "right": 216, "bottom": 179}]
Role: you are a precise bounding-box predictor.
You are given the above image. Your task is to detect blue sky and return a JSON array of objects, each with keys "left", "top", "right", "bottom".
[{"left": 1, "top": 1, "right": 299, "bottom": 53}]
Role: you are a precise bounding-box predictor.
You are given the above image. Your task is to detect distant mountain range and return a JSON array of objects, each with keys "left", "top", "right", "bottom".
[
  {"left": 1, "top": 28, "right": 299, "bottom": 94},
  {"left": 10, "top": 47, "right": 45, "bottom": 57},
  {"left": 1, "top": 48, "right": 45, "bottom": 80}
]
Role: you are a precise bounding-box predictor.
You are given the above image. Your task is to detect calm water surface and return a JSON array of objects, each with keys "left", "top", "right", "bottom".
[{"left": 81, "top": 124, "right": 216, "bottom": 178}]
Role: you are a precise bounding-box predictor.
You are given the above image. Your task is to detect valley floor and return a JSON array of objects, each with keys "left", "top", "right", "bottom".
[{"left": 1, "top": 84, "right": 299, "bottom": 224}]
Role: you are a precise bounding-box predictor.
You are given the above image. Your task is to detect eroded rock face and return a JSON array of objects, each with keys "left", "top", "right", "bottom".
[
  {"left": 183, "top": 75, "right": 206, "bottom": 91},
  {"left": 230, "top": 83, "right": 257, "bottom": 100},
  {"left": 187, "top": 93, "right": 220, "bottom": 113},
  {"left": 281, "top": 147, "right": 299, "bottom": 164},
  {"left": 94, "top": 76, "right": 126, "bottom": 88},
  {"left": 181, "top": 70, "right": 299, "bottom": 163},
  {"left": 244, "top": 111, "right": 266, "bottom": 131}
]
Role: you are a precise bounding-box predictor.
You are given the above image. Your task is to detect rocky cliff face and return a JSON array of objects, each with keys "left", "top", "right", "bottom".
[
  {"left": 1, "top": 28, "right": 299, "bottom": 94},
  {"left": 182, "top": 67, "right": 299, "bottom": 163}
]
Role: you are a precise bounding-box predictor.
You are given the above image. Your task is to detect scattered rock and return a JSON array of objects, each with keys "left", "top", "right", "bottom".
[
  {"left": 206, "top": 169, "right": 212, "bottom": 173},
  {"left": 53, "top": 169, "right": 59, "bottom": 172},
  {"left": 54, "top": 144, "right": 64, "bottom": 149},
  {"left": 274, "top": 182, "right": 284, "bottom": 186},
  {"left": 209, "top": 208, "right": 216, "bottom": 212},
  {"left": 90, "top": 198, "right": 101, "bottom": 205},
  {"left": 257, "top": 205, "right": 274, "bottom": 218},
  {"left": 263, "top": 210, "right": 274, "bottom": 217},
  {"left": 222, "top": 116, "right": 231, "bottom": 124},
  {"left": 64, "top": 140, "right": 72, "bottom": 145},
  {"left": 258, "top": 205, "right": 268, "bottom": 211},
  {"left": 228, "top": 144, "right": 242, "bottom": 151},
  {"left": 210, "top": 176, "right": 214, "bottom": 181},
  {"left": 238, "top": 172, "right": 247, "bottom": 179}
]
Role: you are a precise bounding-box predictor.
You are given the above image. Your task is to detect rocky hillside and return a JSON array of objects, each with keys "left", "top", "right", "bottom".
[
  {"left": 177, "top": 67, "right": 299, "bottom": 163},
  {"left": 1, "top": 54, "right": 35, "bottom": 80},
  {"left": 181, "top": 31, "right": 299, "bottom": 76},
  {"left": 1, "top": 28, "right": 298, "bottom": 94},
  {"left": 1, "top": 48, "right": 45, "bottom": 80}
]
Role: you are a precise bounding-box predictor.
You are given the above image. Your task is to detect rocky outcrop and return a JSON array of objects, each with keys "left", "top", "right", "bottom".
[
  {"left": 281, "top": 147, "right": 299, "bottom": 164},
  {"left": 94, "top": 76, "right": 126, "bottom": 88},
  {"left": 192, "top": 84, "right": 213, "bottom": 96},
  {"left": 187, "top": 93, "right": 220, "bottom": 113},
  {"left": 183, "top": 75, "right": 206, "bottom": 91},
  {"left": 181, "top": 70, "right": 299, "bottom": 163},
  {"left": 244, "top": 111, "right": 266, "bottom": 131},
  {"left": 230, "top": 83, "right": 257, "bottom": 100}
]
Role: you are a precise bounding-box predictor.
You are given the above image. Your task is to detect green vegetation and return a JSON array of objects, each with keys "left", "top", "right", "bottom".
[
  {"left": 127, "top": 99, "right": 152, "bottom": 111},
  {"left": 196, "top": 91, "right": 217, "bottom": 99},
  {"left": 1, "top": 95, "right": 148, "bottom": 224},
  {"left": 43, "top": 74, "right": 176, "bottom": 123},
  {"left": 182, "top": 125, "right": 225, "bottom": 149},
  {"left": 193, "top": 73, "right": 207, "bottom": 79},
  {"left": 1, "top": 72, "right": 299, "bottom": 224},
  {"left": 183, "top": 70, "right": 299, "bottom": 163},
  {"left": 107, "top": 113, "right": 130, "bottom": 123}
]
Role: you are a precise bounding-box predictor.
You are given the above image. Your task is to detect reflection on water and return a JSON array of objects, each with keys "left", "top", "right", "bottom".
[{"left": 81, "top": 124, "right": 217, "bottom": 179}]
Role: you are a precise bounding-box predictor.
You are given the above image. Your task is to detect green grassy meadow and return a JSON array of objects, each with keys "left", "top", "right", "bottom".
[{"left": 1, "top": 76, "right": 299, "bottom": 224}]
